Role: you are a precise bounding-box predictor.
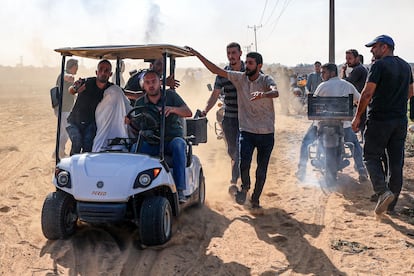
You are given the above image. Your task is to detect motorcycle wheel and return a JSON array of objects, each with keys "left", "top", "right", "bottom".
[{"left": 324, "top": 147, "right": 339, "bottom": 186}]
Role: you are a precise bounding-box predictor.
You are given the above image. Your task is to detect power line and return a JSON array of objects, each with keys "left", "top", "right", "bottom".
[
  {"left": 259, "top": 0, "right": 268, "bottom": 25},
  {"left": 268, "top": 0, "right": 293, "bottom": 36},
  {"left": 262, "top": 0, "right": 280, "bottom": 26}
]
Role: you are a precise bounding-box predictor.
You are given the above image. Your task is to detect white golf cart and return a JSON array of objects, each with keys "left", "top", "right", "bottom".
[{"left": 42, "top": 45, "right": 207, "bottom": 246}]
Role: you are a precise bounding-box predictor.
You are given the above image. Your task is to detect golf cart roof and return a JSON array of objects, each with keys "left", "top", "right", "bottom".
[{"left": 54, "top": 44, "right": 193, "bottom": 60}]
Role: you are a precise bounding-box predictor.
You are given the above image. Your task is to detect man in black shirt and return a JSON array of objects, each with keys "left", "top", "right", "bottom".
[
  {"left": 341, "top": 49, "right": 368, "bottom": 92},
  {"left": 352, "top": 35, "right": 414, "bottom": 215},
  {"left": 66, "top": 60, "right": 113, "bottom": 155}
]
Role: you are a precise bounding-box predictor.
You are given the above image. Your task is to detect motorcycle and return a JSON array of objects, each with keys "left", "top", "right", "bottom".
[{"left": 307, "top": 94, "right": 355, "bottom": 185}]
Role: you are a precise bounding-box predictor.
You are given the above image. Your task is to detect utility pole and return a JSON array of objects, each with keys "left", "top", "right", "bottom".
[
  {"left": 329, "top": 0, "right": 335, "bottom": 63},
  {"left": 248, "top": 24, "right": 262, "bottom": 52}
]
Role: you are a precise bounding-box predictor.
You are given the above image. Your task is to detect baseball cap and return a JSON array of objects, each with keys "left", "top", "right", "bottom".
[{"left": 365, "top": 35, "right": 395, "bottom": 47}]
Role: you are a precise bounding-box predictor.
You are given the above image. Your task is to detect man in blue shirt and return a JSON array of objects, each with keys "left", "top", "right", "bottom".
[{"left": 306, "top": 61, "right": 322, "bottom": 94}]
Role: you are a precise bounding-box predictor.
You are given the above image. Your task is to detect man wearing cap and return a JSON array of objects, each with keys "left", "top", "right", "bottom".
[{"left": 352, "top": 35, "right": 414, "bottom": 215}]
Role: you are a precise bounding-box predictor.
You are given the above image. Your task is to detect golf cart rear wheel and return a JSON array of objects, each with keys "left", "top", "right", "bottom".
[
  {"left": 41, "top": 191, "right": 77, "bottom": 240},
  {"left": 197, "top": 170, "right": 206, "bottom": 207},
  {"left": 139, "top": 196, "right": 172, "bottom": 246}
]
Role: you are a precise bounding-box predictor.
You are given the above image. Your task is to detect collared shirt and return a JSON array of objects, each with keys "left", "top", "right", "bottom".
[
  {"left": 306, "top": 72, "right": 322, "bottom": 93},
  {"left": 367, "top": 56, "right": 413, "bottom": 121},
  {"left": 135, "top": 89, "right": 186, "bottom": 140},
  {"left": 214, "top": 61, "right": 246, "bottom": 119},
  {"left": 227, "top": 71, "right": 276, "bottom": 134},
  {"left": 314, "top": 76, "right": 360, "bottom": 128}
]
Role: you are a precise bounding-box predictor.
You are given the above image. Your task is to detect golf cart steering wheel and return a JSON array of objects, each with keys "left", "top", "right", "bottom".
[{"left": 126, "top": 106, "right": 160, "bottom": 143}]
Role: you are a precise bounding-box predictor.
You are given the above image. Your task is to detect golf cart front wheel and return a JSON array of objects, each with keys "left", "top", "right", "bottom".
[
  {"left": 139, "top": 196, "right": 172, "bottom": 246},
  {"left": 41, "top": 190, "right": 77, "bottom": 240}
]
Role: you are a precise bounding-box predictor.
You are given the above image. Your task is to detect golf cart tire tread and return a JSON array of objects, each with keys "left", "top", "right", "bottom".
[
  {"left": 139, "top": 196, "right": 172, "bottom": 246},
  {"left": 41, "top": 191, "right": 77, "bottom": 240},
  {"left": 196, "top": 169, "right": 206, "bottom": 207}
]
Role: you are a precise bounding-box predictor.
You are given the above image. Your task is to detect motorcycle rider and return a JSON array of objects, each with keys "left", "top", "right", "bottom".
[
  {"left": 295, "top": 63, "right": 368, "bottom": 182},
  {"left": 199, "top": 42, "right": 245, "bottom": 186}
]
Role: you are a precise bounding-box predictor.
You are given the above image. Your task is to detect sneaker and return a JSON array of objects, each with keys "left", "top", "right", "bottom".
[
  {"left": 358, "top": 173, "right": 368, "bottom": 183},
  {"left": 235, "top": 189, "right": 247, "bottom": 205},
  {"left": 178, "top": 190, "right": 187, "bottom": 204},
  {"left": 251, "top": 203, "right": 262, "bottom": 209},
  {"left": 358, "top": 169, "right": 369, "bottom": 183},
  {"left": 295, "top": 167, "right": 306, "bottom": 181},
  {"left": 250, "top": 199, "right": 262, "bottom": 209},
  {"left": 374, "top": 190, "right": 395, "bottom": 215},
  {"left": 370, "top": 193, "right": 379, "bottom": 202},
  {"left": 386, "top": 209, "right": 398, "bottom": 216},
  {"left": 228, "top": 184, "right": 238, "bottom": 196}
]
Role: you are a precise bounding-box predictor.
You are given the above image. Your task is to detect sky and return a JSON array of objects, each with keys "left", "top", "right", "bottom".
[{"left": 1, "top": 0, "right": 413, "bottom": 68}]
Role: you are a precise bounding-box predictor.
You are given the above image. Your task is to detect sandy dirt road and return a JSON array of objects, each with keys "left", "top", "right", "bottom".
[{"left": 0, "top": 72, "right": 414, "bottom": 275}]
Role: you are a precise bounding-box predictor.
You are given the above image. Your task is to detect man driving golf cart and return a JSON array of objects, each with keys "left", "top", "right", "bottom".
[{"left": 126, "top": 69, "right": 192, "bottom": 203}]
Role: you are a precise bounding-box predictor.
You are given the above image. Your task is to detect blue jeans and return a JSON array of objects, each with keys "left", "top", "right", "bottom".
[
  {"left": 343, "top": 127, "right": 365, "bottom": 172},
  {"left": 298, "top": 125, "right": 317, "bottom": 169},
  {"left": 66, "top": 122, "right": 97, "bottom": 155},
  {"left": 240, "top": 131, "right": 274, "bottom": 204},
  {"left": 139, "top": 137, "right": 187, "bottom": 191},
  {"left": 298, "top": 124, "right": 365, "bottom": 173},
  {"left": 364, "top": 118, "right": 407, "bottom": 209},
  {"left": 222, "top": 116, "right": 240, "bottom": 183}
]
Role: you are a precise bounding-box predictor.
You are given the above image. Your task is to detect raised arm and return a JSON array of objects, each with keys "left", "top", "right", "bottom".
[
  {"left": 202, "top": 88, "right": 221, "bottom": 115},
  {"left": 185, "top": 46, "right": 227, "bottom": 78}
]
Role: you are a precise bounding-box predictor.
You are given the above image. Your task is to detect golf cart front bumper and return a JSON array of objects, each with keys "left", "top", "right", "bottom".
[{"left": 77, "top": 202, "right": 127, "bottom": 223}]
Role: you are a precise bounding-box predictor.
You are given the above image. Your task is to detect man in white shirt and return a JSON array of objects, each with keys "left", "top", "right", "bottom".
[{"left": 296, "top": 63, "right": 368, "bottom": 182}]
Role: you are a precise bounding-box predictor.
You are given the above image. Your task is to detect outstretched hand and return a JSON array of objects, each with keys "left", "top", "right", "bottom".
[
  {"left": 185, "top": 46, "right": 197, "bottom": 56},
  {"left": 250, "top": 91, "right": 265, "bottom": 101},
  {"left": 166, "top": 75, "right": 180, "bottom": 89}
]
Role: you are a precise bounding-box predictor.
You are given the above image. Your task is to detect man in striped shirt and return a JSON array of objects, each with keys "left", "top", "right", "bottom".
[{"left": 200, "top": 42, "right": 245, "bottom": 186}]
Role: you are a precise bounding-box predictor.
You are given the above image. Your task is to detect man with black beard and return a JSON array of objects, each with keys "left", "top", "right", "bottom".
[
  {"left": 67, "top": 60, "right": 113, "bottom": 155},
  {"left": 186, "top": 46, "right": 279, "bottom": 209},
  {"left": 352, "top": 35, "right": 413, "bottom": 215}
]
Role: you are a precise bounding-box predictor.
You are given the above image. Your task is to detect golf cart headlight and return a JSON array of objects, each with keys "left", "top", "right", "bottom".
[
  {"left": 134, "top": 168, "right": 161, "bottom": 188},
  {"left": 55, "top": 169, "right": 71, "bottom": 188},
  {"left": 139, "top": 173, "right": 151, "bottom": 186}
]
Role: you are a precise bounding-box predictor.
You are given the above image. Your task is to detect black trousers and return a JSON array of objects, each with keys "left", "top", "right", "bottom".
[{"left": 364, "top": 118, "right": 407, "bottom": 209}]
